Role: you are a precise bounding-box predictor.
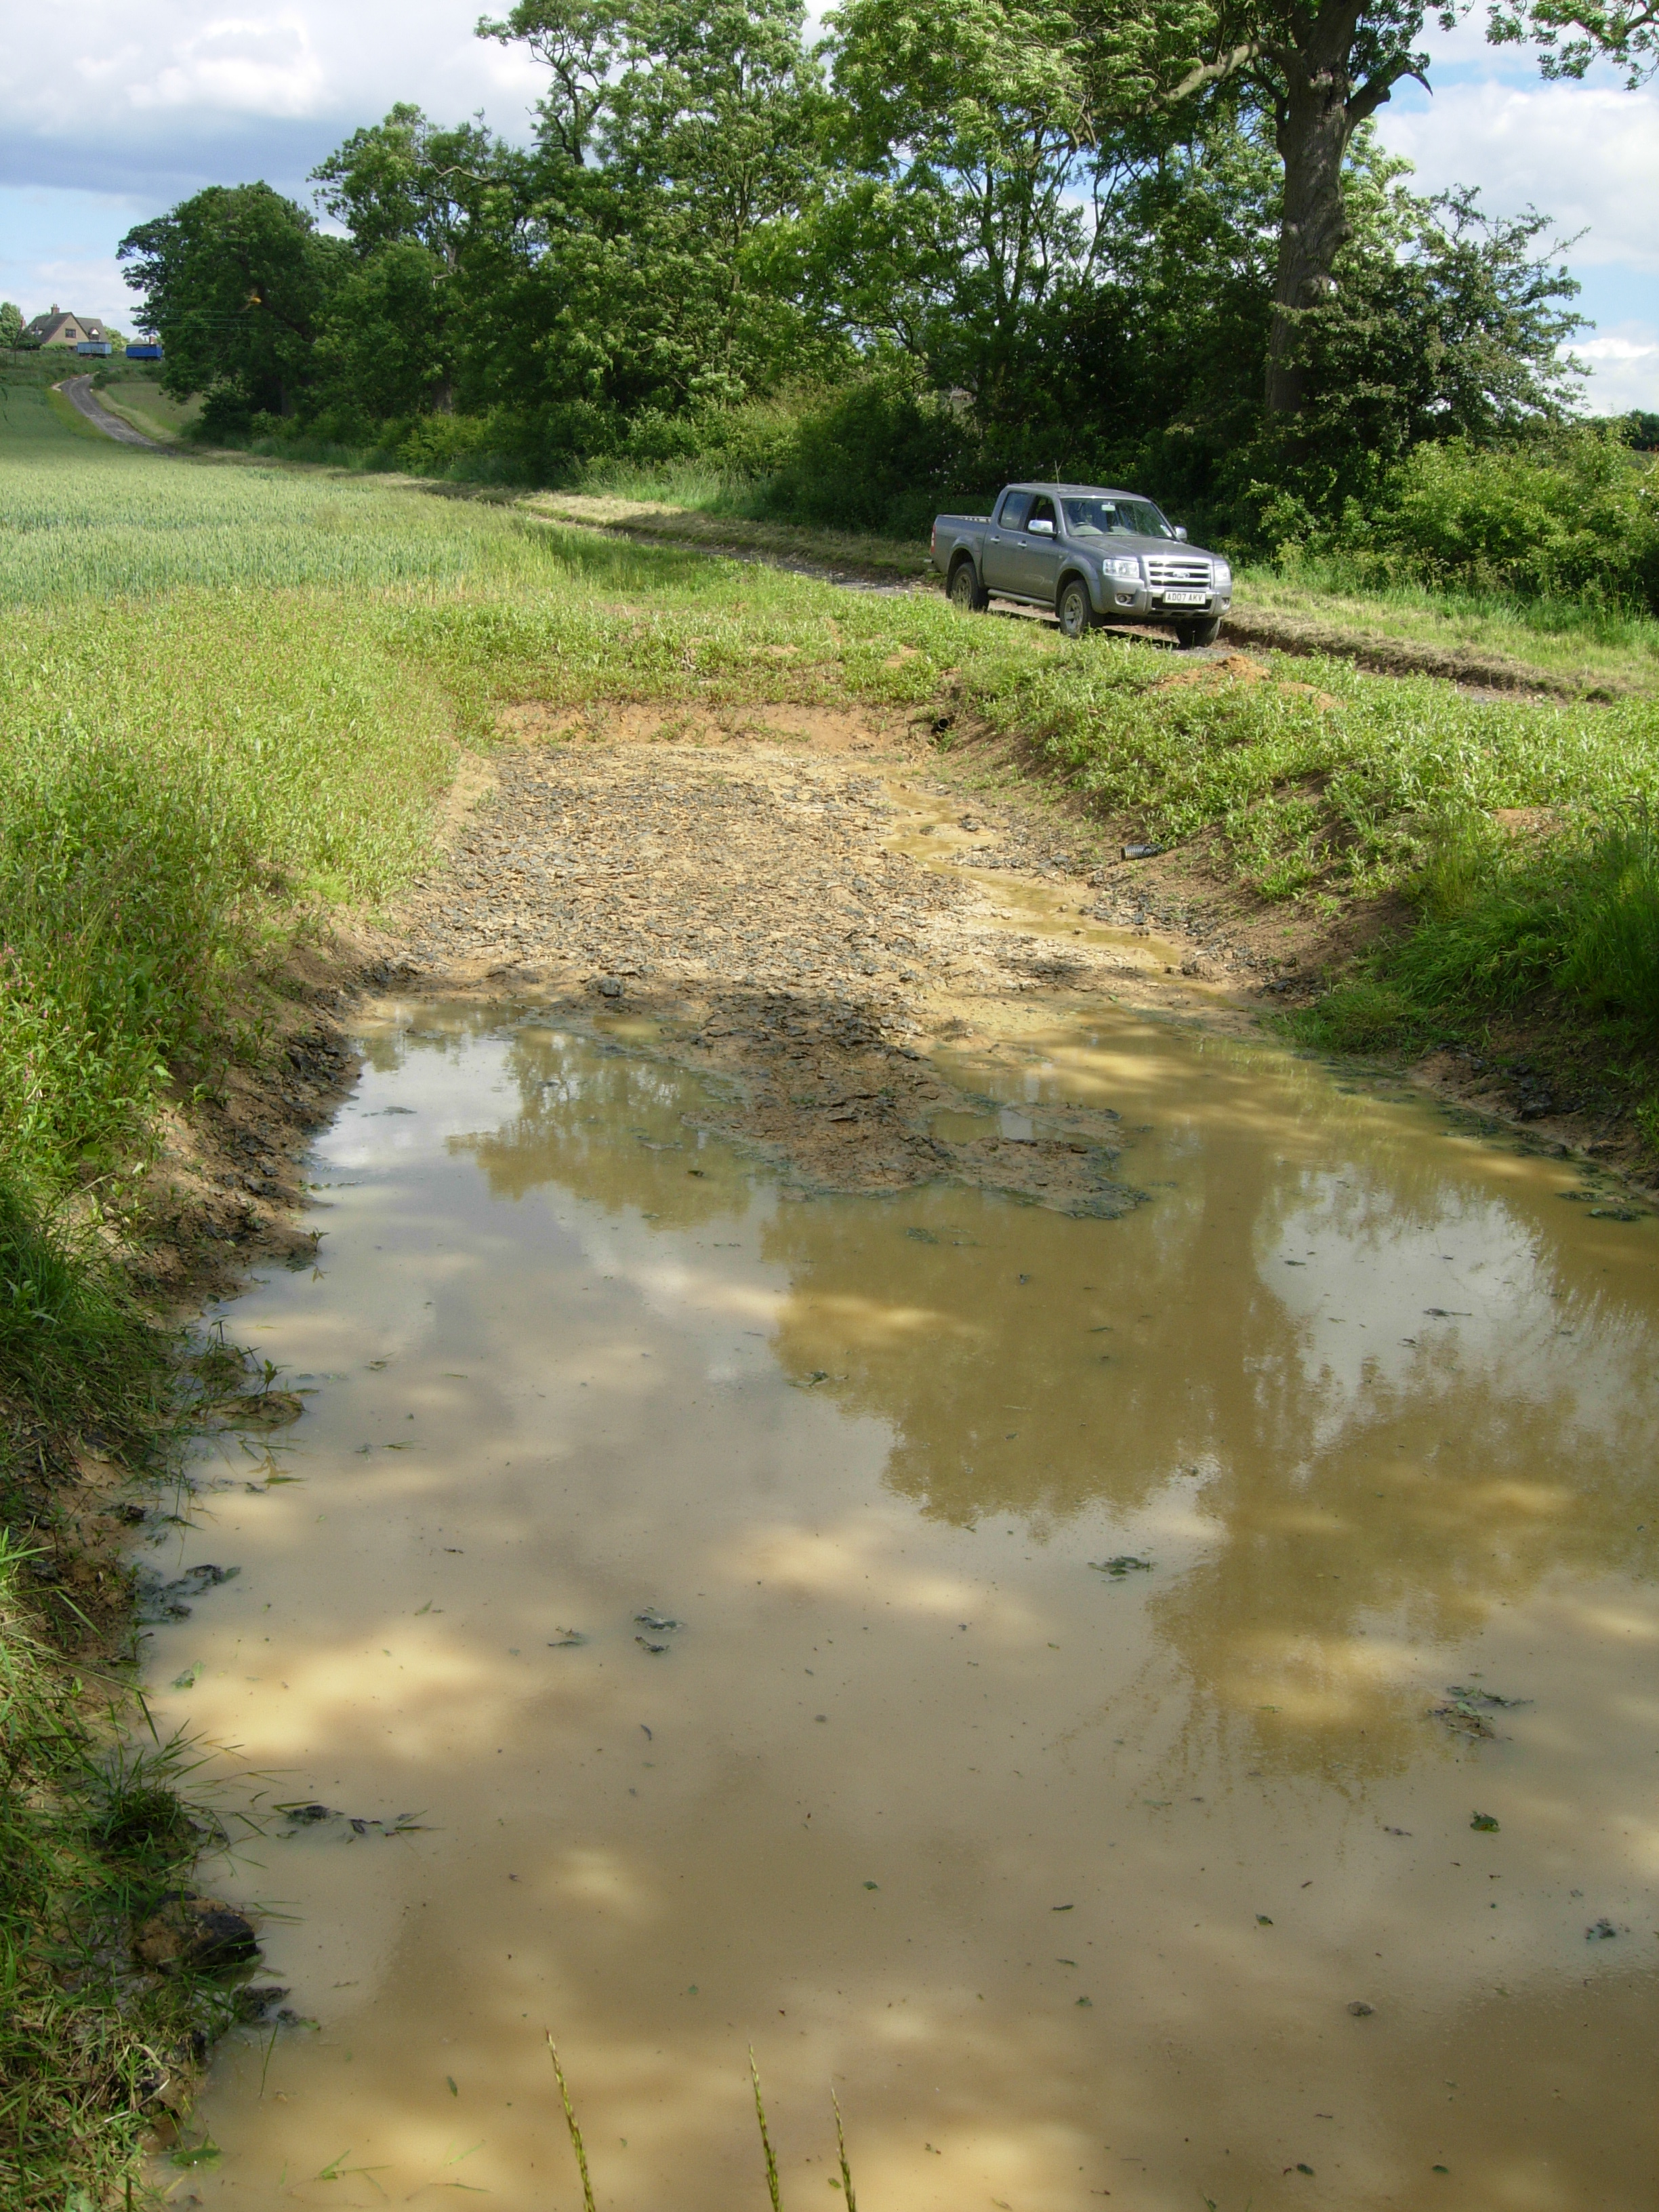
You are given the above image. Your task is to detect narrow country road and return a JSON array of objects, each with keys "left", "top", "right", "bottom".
[{"left": 58, "top": 372, "right": 164, "bottom": 448}]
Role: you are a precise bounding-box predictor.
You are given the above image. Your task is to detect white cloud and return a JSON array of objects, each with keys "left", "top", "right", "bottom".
[
  {"left": 122, "top": 17, "right": 327, "bottom": 119},
  {"left": 1376, "top": 82, "right": 1659, "bottom": 272},
  {"left": 1573, "top": 323, "right": 1659, "bottom": 413},
  {"left": 0, "top": 3, "right": 545, "bottom": 197},
  {"left": 0, "top": 187, "right": 143, "bottom": 327},
  {"left": 1, "top": 0, "right": 1656, "bottom": 402}
]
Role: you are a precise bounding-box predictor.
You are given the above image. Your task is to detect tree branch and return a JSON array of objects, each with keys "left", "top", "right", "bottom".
[
  {"left": 1347, "top": 53, "right": 1431, "bottom": 123},
  {"left": 1162, "top": 41, "right": 1266, "bottom": 102}
]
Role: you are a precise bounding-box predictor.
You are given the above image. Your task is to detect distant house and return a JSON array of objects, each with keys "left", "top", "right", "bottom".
[{"left": 23, "top": 306, "right": 108, "bottom": 348}]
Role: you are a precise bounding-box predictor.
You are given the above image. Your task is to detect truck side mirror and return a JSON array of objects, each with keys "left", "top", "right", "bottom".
[
  {"left": 1173, "top": 525, "right": 1189, "bottom": 541},
  {"left": 1029, "top": 516, "right": 1055, "bottom": 537}
]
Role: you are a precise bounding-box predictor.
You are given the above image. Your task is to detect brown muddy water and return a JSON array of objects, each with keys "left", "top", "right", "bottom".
[{"left": 149, "top": 1002, "right": 1656, "bottom": 2211}]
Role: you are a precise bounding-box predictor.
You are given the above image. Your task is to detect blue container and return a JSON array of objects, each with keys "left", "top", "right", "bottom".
[
  {"left": 125, "top": 342, "right": 164, "bottom": 360},
  {"left": 76, "top": 340, "right": 113, "bottom": 356}
]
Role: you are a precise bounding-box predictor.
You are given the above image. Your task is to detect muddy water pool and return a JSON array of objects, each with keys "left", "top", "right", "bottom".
[{"left": 153, "top": 1002, "right": 1657, "bottom": 2210}]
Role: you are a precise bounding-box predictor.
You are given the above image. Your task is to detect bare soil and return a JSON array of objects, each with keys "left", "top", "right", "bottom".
[{"left": 369, "top": 701, "right": 1648, "bottom": 1198}]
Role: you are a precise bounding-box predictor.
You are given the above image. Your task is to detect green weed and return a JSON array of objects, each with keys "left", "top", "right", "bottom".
[
  {"left": 0, "top": 1172, "right": 169, "bottom": 1457},
  {"left": 1298, "top": 810, "right": 1659, "bottom": 1057},
  {"left": 0, "top": 1536, "right": 247, "bottom": 2212}
]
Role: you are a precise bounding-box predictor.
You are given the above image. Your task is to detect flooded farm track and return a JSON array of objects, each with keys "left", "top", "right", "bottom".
[
  {"left": 387, "top": 717, "right": 1269, "bottom": 1209},
  {"left": 143, "top": 731, "right": 1659, "bottom": 2211}
]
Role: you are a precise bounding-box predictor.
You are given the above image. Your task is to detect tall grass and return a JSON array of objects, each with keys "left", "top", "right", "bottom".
[
  {"left": 1305, "top": 808, "right": 1659, "bottom": 1054},
  {"left": 0, "top": 1534, "right": 248, "bottom": 2211},
  {"left": 1250, "top": 551, "right": 1659, "bottom": 655},
  {"left": 996, "top": 642, "right": 1659, "bottom": 901},
  {"left": 0, "top": 597, "right": 455, "bottom": 1194},
  {"left": 0, "top": 1175, "right": 170, "bottom": 1460}
]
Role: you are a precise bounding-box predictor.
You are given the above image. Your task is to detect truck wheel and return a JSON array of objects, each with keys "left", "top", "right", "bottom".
[
  {"left": 1057, "top": 577, "right": 1097, "bottom": 640},
  {"left": 1174, "top": 617, "right": 1223, "bottom": 650},
  {"left": 949, "top": 559, "right": 987, "bottom": 613}
]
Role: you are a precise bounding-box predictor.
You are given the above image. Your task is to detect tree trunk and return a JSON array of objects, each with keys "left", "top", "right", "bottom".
[{"left": 1261, "top": 0, "right": 1378, "bottom": 417}]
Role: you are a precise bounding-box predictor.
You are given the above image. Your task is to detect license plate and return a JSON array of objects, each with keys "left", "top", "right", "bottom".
[{"left": 1162, "top": 589, "right": 1208, "bottom": 605}]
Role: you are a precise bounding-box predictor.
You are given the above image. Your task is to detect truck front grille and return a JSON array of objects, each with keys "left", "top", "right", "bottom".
[{"left": 1145, "top": 555, "right": 1214, "bottom": 590}]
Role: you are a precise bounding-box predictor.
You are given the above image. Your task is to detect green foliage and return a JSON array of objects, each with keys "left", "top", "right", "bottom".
[
  {"left": 820, "top": 0, "right": 1099, "bottom": 414},
  {"left": 1324, "top": 428, "right": 1659, "bottom": 612},
  {"left": 758, "top": 364, "right": 983, "bottom": 535},
  {"left": 0, "top": 304, "right": 22, "bottom": 351},
  {"left": 1486, "top": 0, "right": 1659, "bottom": 83},
  {"left": 110, "top": 0, "right": 1644, "bottom": 606},
  {"left": 308, "top": 243, "right": 455, "bottom": 430},
  {"left": 1300, "top": 808, "right": 1659, "bottom": 1057},
  {"left": 118, "top": 183, "right": 350, "bottom": 432},
  {"left": 1263, "top": 185, "right": 1585, "bottom": 508}
]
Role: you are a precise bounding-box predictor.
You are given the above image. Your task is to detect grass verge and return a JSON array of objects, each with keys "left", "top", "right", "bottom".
[
  {"left": 519, "top": 468, "right": 1659, "bottom": 699},
  {"left": 0, "top": 375, "right": 466, "bottom": 2205},
  {"left": 1290, "top": 809, "right": 1659, "bottom": 1125}
]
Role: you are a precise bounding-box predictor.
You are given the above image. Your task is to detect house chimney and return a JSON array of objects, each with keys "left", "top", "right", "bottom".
[{"left": 52, "top": 304, "right": 59, "bottom": 315}]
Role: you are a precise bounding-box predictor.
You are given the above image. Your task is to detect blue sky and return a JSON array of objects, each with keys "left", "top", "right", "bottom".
[{"left": 2, "top": 3, "right": 1654, "bottom": 409}]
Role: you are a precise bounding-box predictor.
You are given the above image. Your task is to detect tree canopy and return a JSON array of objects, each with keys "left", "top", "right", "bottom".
[{"left": 115, "top": 0, "right": 1640, "bottom": 537}]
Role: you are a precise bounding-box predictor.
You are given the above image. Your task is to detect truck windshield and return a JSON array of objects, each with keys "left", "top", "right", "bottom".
[{"left": 1062, "top": 497, "right": 1174, "bottom": 540}]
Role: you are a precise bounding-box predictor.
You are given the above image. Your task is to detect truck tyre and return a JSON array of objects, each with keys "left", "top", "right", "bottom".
[
  {"left": 949, "top": 558, "right": 987, "bottom": 613},
  {"left": 1174, "top": 617, "right": 1223, "bottom": 650},
  {"left": 1057, "top": 575, "right": 1097, "bottom": 640}
]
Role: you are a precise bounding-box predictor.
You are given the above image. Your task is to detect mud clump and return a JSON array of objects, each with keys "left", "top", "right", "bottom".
[{"left": 134, "top": 1894, "right": 262, "bottom": 1974}]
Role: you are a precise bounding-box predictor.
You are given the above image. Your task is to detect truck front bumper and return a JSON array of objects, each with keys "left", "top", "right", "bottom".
[{"left": 1103, "top": 587, "right": 1233, "bottom": 619}]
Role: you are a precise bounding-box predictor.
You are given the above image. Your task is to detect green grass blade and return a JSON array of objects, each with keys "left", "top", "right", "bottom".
[
  {"left": 547, "top": 2036, "right": 596, "bottom": 2212},
  {"left": 750, "top": 2047, "right": 783, "bottom": 2212}
]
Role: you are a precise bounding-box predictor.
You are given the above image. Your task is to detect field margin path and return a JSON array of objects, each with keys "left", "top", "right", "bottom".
[{"left": 57, "top": 373, "right": 167, "bottom": 449}]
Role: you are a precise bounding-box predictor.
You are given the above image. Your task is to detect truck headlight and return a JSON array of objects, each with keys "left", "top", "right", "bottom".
[
  {"left": 1107, "top": 556, "right": 1141, "bottom": 581},
  {"left": 1212, "top": 560, "right": 1232, "bottom": 590}
]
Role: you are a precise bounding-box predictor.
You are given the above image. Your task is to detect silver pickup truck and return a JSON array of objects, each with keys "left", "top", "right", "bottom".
[{"left": 930, "top": 482, "right": 1231, "bottom": 647}]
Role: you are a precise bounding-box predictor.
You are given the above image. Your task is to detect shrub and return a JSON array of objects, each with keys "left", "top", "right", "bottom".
[
  {"left": 758, "top": 367, "right": 984, "bottom": 537},
  {"left": 1336, "top": 429, "right": 1659, "bottom": 612}
]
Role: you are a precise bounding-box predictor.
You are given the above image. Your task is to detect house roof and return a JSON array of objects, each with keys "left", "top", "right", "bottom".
[{"left": 23, "top": 310, "right": 106, "bottom": 342}]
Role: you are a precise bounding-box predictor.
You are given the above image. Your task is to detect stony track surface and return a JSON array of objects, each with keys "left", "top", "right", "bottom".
[
  {"left": 405, "top": 739, "right": 954, "bottom": 1002},
  {"left": 390, "top": 722, "right": 1216, "bottom": 1212}
]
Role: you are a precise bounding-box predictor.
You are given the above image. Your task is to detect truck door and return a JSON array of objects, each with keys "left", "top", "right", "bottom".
[
  {"left": 981, "top": 490, "right": 1029, "bottom": 592},
  {"left": 1014, "top": 494, "right": 1063, "bottom": 600}
]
